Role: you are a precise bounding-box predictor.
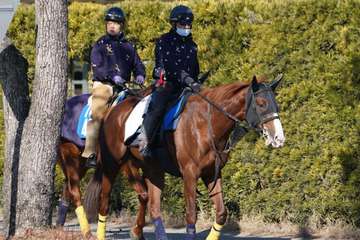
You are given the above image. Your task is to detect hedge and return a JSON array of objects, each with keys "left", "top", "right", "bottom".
[{"left": 2, "top": 0, "right": 360, "bottom": 226}]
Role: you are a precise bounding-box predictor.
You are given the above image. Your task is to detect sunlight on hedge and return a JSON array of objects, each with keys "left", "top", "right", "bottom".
[{"left": 3, "top": 0, "right": 360, "bottom": 226}]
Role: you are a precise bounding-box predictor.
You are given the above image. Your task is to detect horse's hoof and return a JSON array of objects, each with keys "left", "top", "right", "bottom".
[{"left": 129, "top": 229, "right": 145, "bottom": 240}]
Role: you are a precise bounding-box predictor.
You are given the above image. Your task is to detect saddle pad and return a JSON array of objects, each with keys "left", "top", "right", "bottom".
[
  {"left": 76, "top": 102, "right": 92, "bottom": 139},
  {"left": 162, "top": 94, "right": 189, "bottom": 131},
  {"left": 124, "top": 93, "right": 190, "bottom": 143},
  {"left": 60, "top": 94, "right": 90, "bottom": 147},
  {"left": 124, "top": 95, "right": 152, "bottom": 142},
  {"left": 76, "top": 90, "right": 129, "bottom": 139}
]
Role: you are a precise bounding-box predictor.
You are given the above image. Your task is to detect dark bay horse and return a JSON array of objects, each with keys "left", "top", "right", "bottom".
[
  {"left": 56, "top": 92, "right": 148, "bottom": 240},
  {"left": 85, "top": 75, "right": 285, "bottom": 240}
]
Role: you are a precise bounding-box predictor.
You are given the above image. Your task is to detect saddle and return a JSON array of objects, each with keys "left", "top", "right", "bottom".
[
  {"left": 76, "top": 89, "right": 130, "bottom": 139},
  {"left": 124, "top": 88, "right": 192, "bottom": 177},
  {"left": 125, "top": 88, "right": 192, "bottom": 145},
  {"left": 61, "top": 89, "right": 132, "bottom": 147}
]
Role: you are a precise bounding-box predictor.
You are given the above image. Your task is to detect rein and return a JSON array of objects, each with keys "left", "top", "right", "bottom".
[
  {"left": 206, "top": 103, "right": 222, "bottom": 194},
  {"left": 119, "top": 82, "right": 145, "bottom": 98},
  {"left": 194, "top": 91, "right": 247, "bottom": 127},
  {"left": 199, "top": 90, "right": 249, "bottom": 194},
  {"left": 196, "top": 78, "right": 282, "bottom": 194},
  {"left": 108, "top": 82, "right": 145, "bottom": 105}
]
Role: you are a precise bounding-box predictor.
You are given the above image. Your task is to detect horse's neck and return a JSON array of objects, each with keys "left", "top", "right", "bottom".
[{"left": 205, "top": 85, "right": 248, "bottom": 144}]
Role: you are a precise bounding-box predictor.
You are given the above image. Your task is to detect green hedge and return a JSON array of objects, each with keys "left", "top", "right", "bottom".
[{"left": 3, "top": 0, "right": 360, "bottom": 226}]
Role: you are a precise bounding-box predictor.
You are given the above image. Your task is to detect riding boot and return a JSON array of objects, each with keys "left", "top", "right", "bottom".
[
  {"left": 138, "top": 84, "right": 175, "bottom": 157},
  {"left": 81, "top": 120, "right": 100, "bottom": 168},
  {"left": 138, "top": 108, "right": 163, "bottom": 158}
]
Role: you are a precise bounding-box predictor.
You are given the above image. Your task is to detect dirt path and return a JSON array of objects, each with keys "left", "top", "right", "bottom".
[
  {"left": 63, "top": 217, "right": 293, "bottom": 240},
  {"left": 0, "top": 214, "right": 296, "bottom": 239}
]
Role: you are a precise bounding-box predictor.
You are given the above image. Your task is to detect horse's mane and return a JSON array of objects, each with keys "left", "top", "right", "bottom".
[
  {"left": 201, "top": 76, "right": 267, "bottom": 102},
  {"left": 201, "top": 81, "right": 249, "bottom": 102}
]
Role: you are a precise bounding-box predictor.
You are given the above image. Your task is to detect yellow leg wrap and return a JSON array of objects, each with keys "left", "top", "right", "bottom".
[
  {"left": 97, "top": 214, "right": 107, "bottom": 240},
  {"left": 206, "top": 222, "right": 224, "bottom": 240},
  {"left": 75, "top": 206, "right": 90, "bottom": 236}
]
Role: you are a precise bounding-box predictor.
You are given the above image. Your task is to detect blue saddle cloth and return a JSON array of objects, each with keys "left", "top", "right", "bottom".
[
  {"left": 61, "top": 91, "right": 128, "bottom": 147},
  {"left": 76, "top": 104, "right": 92, "bottom": 139},
  {"left": 161, "top": 92, "right": 190, "bottom": 131},
  {"left": 76, "top": 91, "right": 128, "bottom": 139},
  {"left": 61, "top": 94, "right": 90, "bottom": 147}
]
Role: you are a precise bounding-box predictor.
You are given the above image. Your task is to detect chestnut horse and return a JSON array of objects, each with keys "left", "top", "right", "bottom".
[
  {"left": 56, "top": 91, "right": 148, "bottom": 240},
  {"left": 84, "top": 75, "right": 285, "bottom": 240}
]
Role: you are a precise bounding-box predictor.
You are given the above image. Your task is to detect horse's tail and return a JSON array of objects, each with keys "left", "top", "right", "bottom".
[{"left": 83, "top": 165, "right": 103, "bottom": 223}]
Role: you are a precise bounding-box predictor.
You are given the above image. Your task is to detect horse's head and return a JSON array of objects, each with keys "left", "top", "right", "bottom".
[{"left": 245, "top": 75, "right": 285, "bottom": 148}]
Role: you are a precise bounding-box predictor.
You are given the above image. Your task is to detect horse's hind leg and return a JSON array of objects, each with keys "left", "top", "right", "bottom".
[
  {"left": 145, "top": 170, "right": 167, "bottom": 240},
  {"left": 58, "top": 143, "right": 91, "bottom": 237},
  {"left": 56, "top": 182, "right": 71, "bottom": 226},
  {"left": 121, "top": 161, "right": 148, "bottom": 240},
  {"left": 202, "top": 176, "right": 227, "bottom": 240}
]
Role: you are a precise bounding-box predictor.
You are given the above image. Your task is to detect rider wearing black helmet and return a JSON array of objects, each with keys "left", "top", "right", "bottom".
[
  {"left": 82, "top": 6, "right": 146, "bottom": 168},
  {"left": 136, "top": 6, "right": 201, "bottom": 240},
  {"left": 169, "top": 5, "right": 194, "bottom": 26},
  {"left": 138, "top": 4, "right": 200, "bottom": 155}
]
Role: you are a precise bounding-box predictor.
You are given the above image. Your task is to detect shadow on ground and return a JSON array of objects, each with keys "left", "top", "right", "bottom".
[{"left": 104, "top": 228, "right": 292, "bottom": 240}]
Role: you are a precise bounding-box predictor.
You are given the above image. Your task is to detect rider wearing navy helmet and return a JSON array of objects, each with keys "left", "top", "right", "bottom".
[
  {"left": 137, "top": 5, "right": 201, "bottom": 157},
  {"left": 82, "top": 6, "right": 146, "bottom": 168},
  {"left": 104, "top": 7, "right": 126, "bottom": 23}
]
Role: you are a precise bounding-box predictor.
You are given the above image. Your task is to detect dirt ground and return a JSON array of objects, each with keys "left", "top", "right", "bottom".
[{"left": 1, "top": 214, "right": 359, "bottom": 239}]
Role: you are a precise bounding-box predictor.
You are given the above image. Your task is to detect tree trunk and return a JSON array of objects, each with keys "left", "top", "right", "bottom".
[
  {"left": 15, "top": 0, "right": 68, "bottom": 233},
  {"left": 0, "top": 37, "right": 30, "bottom": 238}
]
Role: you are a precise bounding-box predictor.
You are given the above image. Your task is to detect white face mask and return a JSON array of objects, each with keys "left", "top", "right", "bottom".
[{"left": 176, "top": 27, "right": 191, "bottom": 37}]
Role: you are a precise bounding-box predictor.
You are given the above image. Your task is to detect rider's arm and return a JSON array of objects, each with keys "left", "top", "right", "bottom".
[
  {"left": 131, "top": 46, "right": 146, "bottom": 80},
  {"left": 90, "top": 43, "right": 109, "bottom": 81},
  {"left": 152, "top": 38, "right": 165, "bottom": 80}
]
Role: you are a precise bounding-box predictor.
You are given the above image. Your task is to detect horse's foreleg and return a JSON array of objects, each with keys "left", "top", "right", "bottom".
[
  {"left": 183, "top": 171, "right": 198, "bottom": 240},
  {"left": 145, "top": 171, "right": 167, "bottom": 240},
  {"left": 59, "top": 143, "right": 91, "bottom": 238},
  {"left": 203, "top": 177, "right": 227, "bottom": 240},
  {"left": 121, "top": 162, "right": 148, "bottom": 240},
  {"left": 97, "top": 168, "right": 119, "bottom": 240}
]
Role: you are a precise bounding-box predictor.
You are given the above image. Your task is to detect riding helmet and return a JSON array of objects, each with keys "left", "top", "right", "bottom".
[
  {"left": 105, "top": 7, "right": 126, "bottom": 23},
  {"left": 169, "top": 5, "right": 194, "bottom": 25}
]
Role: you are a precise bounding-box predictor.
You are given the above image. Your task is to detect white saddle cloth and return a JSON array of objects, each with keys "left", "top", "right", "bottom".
[{"left": 124, "top": 94, "right": 152, "bottom": 142}]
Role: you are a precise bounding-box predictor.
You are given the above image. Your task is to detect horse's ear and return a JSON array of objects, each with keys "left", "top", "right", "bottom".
[
  {"left": 251, "top": 75, "right": 259, "bottom": 92},
  {"left": 270, "top": 74, "right": 283, "bottom": 91}
]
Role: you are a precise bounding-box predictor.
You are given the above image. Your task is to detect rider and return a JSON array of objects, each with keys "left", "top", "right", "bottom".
[
  {"left": 82, "top": 6, "right": 146, "bottom": 168},
  {"left": 138, "top": 5, "right": 201, "bottom": 157}
]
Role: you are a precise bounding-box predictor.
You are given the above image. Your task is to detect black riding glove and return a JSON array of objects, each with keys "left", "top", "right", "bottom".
[
  {"left": 189, "top": 82, "right": 201, "bottom": 92},
  {"left": 181, "top": 70, "right": 201, "bottom": 92}
]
